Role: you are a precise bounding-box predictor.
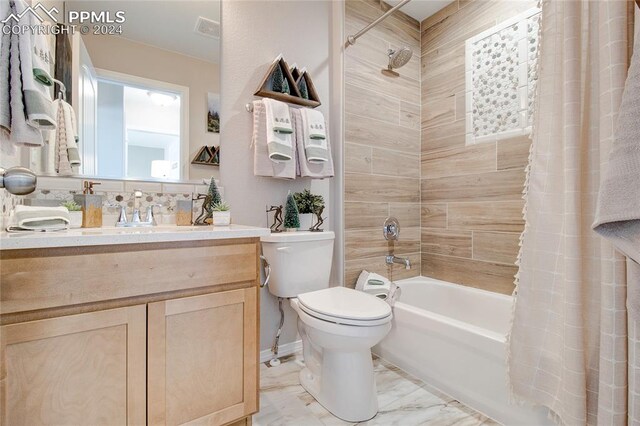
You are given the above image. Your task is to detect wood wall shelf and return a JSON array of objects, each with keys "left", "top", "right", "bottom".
[
  {"left": 192, "top": 146, "right": 220, "bottom": 166},
  {"left": 254, "top": 55, "right": 321, "bottom": 108}
]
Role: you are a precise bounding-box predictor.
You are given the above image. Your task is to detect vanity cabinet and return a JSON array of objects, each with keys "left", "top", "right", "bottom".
[
  {"left": 0, "top": 305, "right": 147, "bottom": 426},
  {"left": 148, "top": 288, "right": 258, "bottom": 426},
  {"left": 0, "top": 236, "right": 262, "bottom": 426}
]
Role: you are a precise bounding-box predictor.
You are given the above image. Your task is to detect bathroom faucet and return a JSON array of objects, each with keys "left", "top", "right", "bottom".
[
  {"left": 114, "top": 190, "right": 161, "bottom": 227},
  {"left": 386, "top": 254, "right": 411, "bottom": 270}
]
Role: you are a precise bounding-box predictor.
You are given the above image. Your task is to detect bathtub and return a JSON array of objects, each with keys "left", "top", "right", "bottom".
[{"left": 373, "top": 276, "right": 551, "bottom": 425}]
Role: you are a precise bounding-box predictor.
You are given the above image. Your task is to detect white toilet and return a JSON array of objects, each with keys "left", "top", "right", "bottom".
[{"left": 261, "top": 231, "right": 392, "bottom": 422}]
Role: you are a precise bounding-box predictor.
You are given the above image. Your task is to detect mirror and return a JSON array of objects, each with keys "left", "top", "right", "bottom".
[{"left": 26, "top": 0, "right": 221, "bottom": 183}]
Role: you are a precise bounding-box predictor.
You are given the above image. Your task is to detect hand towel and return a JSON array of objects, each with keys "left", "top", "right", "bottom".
[
  {"left": 32, "top": 26, "right": 54, "bottom": 87},
  {"left": 0, "top": 0, "right": 10, "bottom": 135},
  {"left": 14, "top": 0, "right": 55, "bottom": 131},
  {"left": 263, "top": 98, "right": 293, "bottom": 161},
  {"left": 300, "top": 108, "right": 329, "bottom": 163},
  {"left": 7, "top": 205, "right": 70, "bottom": 232},
  {"left": 291, "top": 109, "right": 334, "bottom": 179},
  {"left": 53, "top": 99, "right": 73, "bottom": 175},
  {"left": 593, "top": 28, "right": 640, "bottom": 314},
  {"left": 302, "top": 108, "right": 326, "bottom": 140},
  {"left": 8, "top": 28, "right": 43, "bottom": 146},
  {"left": 62, "top": 101, "right": 81, "bottom": 168},
  {"left": 251, "top": 101, "right": 296, "bottom": 179}
]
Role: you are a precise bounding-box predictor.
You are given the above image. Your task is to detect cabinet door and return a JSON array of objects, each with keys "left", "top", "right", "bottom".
[
  {"left": 0, "top": 305, "right": 146, "bottom": 426},
  {"left": 148, "top": 287, "right": 258, "bottom": 426}
]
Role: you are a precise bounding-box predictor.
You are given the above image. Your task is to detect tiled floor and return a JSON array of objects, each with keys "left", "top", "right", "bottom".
[{"left": 254, "top": 351, "right": 498, "bottom": 426}]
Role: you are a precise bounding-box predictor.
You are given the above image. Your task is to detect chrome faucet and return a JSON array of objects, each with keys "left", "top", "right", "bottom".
[
  {"left": 114, "top": 190, "right": 161, "bottom": 227},
  {"left": 386, "top": 254, "right": 411, "bottom": 270}
]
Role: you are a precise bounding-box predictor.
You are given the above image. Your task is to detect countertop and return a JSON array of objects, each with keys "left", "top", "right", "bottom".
[{"left": 0, "top": 224, "right": 271, "bottom": 250}]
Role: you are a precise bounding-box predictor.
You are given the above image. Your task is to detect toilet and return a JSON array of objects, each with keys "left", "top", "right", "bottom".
[{"left": 261, "top": 231, "right": 392, "bottom": 422}]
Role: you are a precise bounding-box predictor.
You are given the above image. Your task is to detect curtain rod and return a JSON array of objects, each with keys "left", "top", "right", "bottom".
[{"left": 346, "top": 0, "right": 412, "bottom": 46}]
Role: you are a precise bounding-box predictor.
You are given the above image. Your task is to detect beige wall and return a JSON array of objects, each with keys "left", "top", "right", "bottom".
[
  {"left": 420, "top": 0, "right": 535, "bottom": 294},
  {"left": 343, "top": 0, "right": 421, "bottom": 287},
  {"left": 219, "top": 1, "right": 336, "bottom": 352},
  {"left": 81, "top": 34, "right": 220, "bottom": 182}
]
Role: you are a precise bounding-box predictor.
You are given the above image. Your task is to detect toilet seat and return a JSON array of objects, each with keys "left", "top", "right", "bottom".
[{"left": 297, "top": 287, "right": 392, "bottom": 326}]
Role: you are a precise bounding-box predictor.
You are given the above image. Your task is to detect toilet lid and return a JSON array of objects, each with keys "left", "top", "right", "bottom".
[{"left": 298, "top": 287, "right": 392, "bottom": 325}]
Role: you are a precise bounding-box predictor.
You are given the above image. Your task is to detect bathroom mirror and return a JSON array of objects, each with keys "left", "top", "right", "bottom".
[{"left": 24, "top": 0, "right": 221, "bottom": 183}]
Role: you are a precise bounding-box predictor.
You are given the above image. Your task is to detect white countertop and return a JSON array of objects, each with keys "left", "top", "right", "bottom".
[{"left": 0, "top": 224, "right": 271, "bottom": 250}]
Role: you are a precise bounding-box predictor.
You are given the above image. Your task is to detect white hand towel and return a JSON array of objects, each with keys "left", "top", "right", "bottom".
[
  {"left": 14, "top": 0, "right": 55, "bottom": 131},
  {"left": 251, "top": 101, "right": 296, "bottom": 179},
  {"left": 53, "top": 99, "right": 73, "bottom": 175},
  {"left": 263, "top": 98, "right": 293, "bottom": 161},
  {"left": 302, "top": 108, "right": 326, "bottom": 140},
  {"left": 32, "top": 25, "right": 54, "bottom": 87},
  {"left": 7, "top": 205, "right": 70, "bottom": 232},
  {"left": 8, "top": 27, "right": 43, "bottom": 146},
  {"left": 300, "top": 108, "right": 329, "bottom": 163},
  {"left": 291, "top": 109, "right": 334, "bottom": 179},
  {"left": 62, "top": 101, "right": 81, "bottom": 167}
]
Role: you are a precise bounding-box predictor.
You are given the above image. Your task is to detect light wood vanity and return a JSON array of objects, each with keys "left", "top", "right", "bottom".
[{"left": 0, "top": 226, "right": 270, "bottom": 426}]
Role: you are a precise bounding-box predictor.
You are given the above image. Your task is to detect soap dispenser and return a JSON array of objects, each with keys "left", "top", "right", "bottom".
[{"left": 73, "top": 181, "right": 103, "bottom": 228}]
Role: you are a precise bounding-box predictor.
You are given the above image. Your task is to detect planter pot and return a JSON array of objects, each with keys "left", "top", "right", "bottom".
[
  {"left": 285, "top": 228, "right": 297, "bottom": 232},
  {"left": 68, "top": 211, "right": 83, "bottom": 229},
  {"left": 211, "top": 211, "right": 231, "bottom": 226},
  {"left": 299, "top": 213, "right": 313, "bottom": 231}
]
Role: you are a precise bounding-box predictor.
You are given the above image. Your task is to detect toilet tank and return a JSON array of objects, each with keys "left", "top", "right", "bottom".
[{"left": 261, "top": 231, "right": 335, "bottom": 298}]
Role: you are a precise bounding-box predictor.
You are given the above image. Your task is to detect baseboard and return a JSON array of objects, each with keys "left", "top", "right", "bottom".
[{"left": 260, "top": 340, "right": 302, "bottom": 363}]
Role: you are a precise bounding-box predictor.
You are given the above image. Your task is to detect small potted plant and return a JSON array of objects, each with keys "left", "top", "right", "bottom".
[
  {"left": 293, "top": 189, "right": 324, "bottom": 231},
  {"left": 61, "top": 200, "right": 83, "bottom": 229},
  {"left": 211, "top": 202, "right": 231, "bottom": 226}
]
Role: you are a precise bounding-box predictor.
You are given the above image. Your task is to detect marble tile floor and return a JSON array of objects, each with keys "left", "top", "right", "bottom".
[{"left": 254, "top": 351, "right": 499, "bottom": 426}]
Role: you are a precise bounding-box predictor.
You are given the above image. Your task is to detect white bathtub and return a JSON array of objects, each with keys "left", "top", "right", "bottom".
[{"left": 373, "top": 276, "right": 551, "bottom": 425}]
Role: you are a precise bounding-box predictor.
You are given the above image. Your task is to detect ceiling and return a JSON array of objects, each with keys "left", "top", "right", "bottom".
[
  {"left": 68, "top": 1, "right": 220, "bottom": 63},
  {"left": 384, "top": 0, "right": 455, "bottom": 22}
]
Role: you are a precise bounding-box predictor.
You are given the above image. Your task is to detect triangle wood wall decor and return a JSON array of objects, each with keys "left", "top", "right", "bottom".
[{"left": 254, "top": 55, "right": 321, "bottom": 108}]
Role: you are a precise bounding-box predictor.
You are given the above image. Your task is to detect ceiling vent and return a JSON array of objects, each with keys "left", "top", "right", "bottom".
[{"left": 194, "top": 16, "right": 220, "bottom": 39}]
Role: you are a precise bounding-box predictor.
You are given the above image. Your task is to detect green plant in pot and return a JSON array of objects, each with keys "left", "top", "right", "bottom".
[
  {"left": 293, "top": 189, "right": 324, "bottom": 231},
  {"left": 211, "top": 201, "right": 231, "bottom": 226},
  {"left": 61, "top": 200, "right": 83, "bottom": 229}
]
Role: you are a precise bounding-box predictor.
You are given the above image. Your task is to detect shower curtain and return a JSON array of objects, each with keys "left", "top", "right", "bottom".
[{"left": 508, "top": 1, "right": 638, "bottom": 425}]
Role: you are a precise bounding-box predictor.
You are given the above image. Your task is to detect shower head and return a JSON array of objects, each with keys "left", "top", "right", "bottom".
[{"left": 382, "top": 47, "right": 413, "bottom": 77}]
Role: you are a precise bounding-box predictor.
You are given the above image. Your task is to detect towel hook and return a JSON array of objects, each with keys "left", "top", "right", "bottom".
[{"left": 52, "top": 78, "right": 66, "bottom": 101}]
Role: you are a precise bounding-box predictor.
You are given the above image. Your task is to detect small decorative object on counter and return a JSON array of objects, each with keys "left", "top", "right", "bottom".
[
  {"left": 193, "top": 178, "right": 222, "bottom": 226},
  {"left": 175, "top": 199, "right": 193, "bottom": 226},
  {"left": 293, "top": 189, "right": 324, "bottom": 231},
  {"left": 310, "top": 205, "right": 325, "bottom": 232},
  {"left": 266, "top": 205, "right": 283, "bottom": 233},
  {"left": 284, "top": 191, "right": 300, "bottom": 232},
  {"left": 61, "top": 201, "right": 83, "bottom": 229},
  {"left": 73, "top": 181, "right": 102, "bottom": 228},
  {"left": 211, "top": 202, "right": 231, "bottom": 226}
]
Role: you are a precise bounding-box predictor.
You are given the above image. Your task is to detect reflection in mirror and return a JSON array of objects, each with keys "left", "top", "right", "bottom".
[
  {"left": 25, "top": 0, "right": 220, "bottom": 183},
  {"left": 94, "top": 71, "right": 186, "bottom": 180}
]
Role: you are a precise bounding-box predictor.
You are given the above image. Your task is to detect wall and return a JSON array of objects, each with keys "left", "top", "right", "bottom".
[
  {"left": 420, "top": 0, "right": 535, "bottom": 294},
  {"left": 220, "top": 0, "right": 336, "bottom": 352},
  {"left": 81, "top": 34, "right": 220, "bottom": 182},
  {"left": 343, "top": 0, "right": 421, "bottom": 287}
]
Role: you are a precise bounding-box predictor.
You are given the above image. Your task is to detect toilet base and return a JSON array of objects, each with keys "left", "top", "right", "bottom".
[{"left": 299, "top": 349, "right": 379, "bottom": 423}]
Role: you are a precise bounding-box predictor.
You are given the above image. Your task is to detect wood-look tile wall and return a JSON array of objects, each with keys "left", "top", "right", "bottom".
[
  {"left": 420, "top": 0, "right": 535, "bottom": 294},
  {"left": 344, "top": 0, "right": 421, "bottom": 287}
]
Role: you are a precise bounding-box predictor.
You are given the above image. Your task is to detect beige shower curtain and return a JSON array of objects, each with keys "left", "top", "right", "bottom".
[{"left": 508, "top": 1, "right": 638, "bottom": 425}]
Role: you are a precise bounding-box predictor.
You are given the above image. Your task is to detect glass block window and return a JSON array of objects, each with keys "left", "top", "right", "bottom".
[{"left": 465, "top": 8, "right": 541, "bottom": 145}]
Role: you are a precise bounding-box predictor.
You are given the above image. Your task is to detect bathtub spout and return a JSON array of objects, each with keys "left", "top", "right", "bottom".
[{"left": 386, "top": 254, "right": 411, "bottom": 270}]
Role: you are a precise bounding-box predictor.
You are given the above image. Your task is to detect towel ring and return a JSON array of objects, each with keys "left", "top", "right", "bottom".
[{"left": 52, "top": 79, "right": 66, "bottom": 101}]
